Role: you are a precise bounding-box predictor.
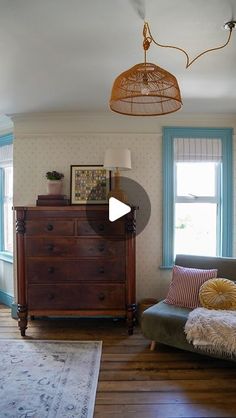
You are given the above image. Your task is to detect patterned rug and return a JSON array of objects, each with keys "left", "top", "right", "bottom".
[{"left": 0, "top": 340, "right": 102, "bottom": 418}]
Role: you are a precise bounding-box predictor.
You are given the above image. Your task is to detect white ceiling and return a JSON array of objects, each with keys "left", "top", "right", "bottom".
[{"left": 0, "top": 0, "right": 235, "bottom": 115}]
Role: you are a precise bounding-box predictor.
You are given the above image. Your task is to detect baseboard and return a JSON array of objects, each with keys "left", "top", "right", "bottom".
[
  {"left": 11, "top": 302, "right": 18, "bottom": 319},
  {"left": 0, "top": 289, "right": 13, "bottom": 307},
  {"left": 0, "top": 290, "right": 17, "bottom": 319}
]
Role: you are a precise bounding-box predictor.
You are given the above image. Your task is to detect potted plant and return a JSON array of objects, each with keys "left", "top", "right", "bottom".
[{"left": 46, "top": 170, "right": 64, "bottom": 195}]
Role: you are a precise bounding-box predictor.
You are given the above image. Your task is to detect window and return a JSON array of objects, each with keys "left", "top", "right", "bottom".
[
  {"left": 162, "top": 127, "right": 233, "bottom": 268},
  {"left": 175, "top": 161, "right": 220, "bottom": 256},
  {"left": 0, "top": 134, "right": 13, "bottom": 262}
]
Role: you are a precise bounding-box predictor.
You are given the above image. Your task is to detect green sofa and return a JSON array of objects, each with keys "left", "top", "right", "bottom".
[{"left": 141, "top": 254, "right": 236, "bottom": 360}]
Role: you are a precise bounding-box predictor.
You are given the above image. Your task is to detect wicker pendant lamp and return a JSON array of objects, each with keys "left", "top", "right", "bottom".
[
  {"left": 110, "top": 23, "right": 182, "bottom": 116},
  {"left": 110, "top": 62, "right": 182, "bottom": 116},
  {"left": 109, "top": 21, "right": 236, "bottom": 117}
]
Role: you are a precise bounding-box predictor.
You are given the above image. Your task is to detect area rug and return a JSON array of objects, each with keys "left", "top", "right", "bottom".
[{"left": 0, "top": 340, "right": 102, "bottom": 418}]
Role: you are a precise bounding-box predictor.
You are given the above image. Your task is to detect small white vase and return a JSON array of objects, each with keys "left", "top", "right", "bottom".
[{"left": 47, "top": 180, "right": 63, "bottom": 195}]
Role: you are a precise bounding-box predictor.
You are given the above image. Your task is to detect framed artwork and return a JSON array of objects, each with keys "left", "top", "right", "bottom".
[{"left": 70, "top": 165, "right": 111, "bottom": 204}]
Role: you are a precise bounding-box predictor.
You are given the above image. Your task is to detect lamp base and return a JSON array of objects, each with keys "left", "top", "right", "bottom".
[{"left": 108, "top": 189, "right": 128, "bottom": 203}]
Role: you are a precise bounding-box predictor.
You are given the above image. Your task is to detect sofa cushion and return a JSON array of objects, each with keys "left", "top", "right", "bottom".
[
  {"left": 164, "top": 265, "right": 218, "bottom": 309},
  {"left": 199, "top": 278, "right": 236, "bottom": 310},
  {"left": 141, "top": 301, "right": 193, "bottom": 352}
]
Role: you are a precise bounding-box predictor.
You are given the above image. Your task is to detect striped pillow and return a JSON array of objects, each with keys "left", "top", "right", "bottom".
[{"left": 165, "top": 265, "right": 218, "bottom": 309}]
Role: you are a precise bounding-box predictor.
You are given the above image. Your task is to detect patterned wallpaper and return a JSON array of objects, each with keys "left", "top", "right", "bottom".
[
  {"left": 14, "top": 132, "right": 165, "bottom": 300},
  {"left": 13, "top": 114, "right": 236, "bottom": 301}
]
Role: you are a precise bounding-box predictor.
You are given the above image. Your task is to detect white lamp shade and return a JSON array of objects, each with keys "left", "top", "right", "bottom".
[{"left": 104, "top": 148, "right": 131, "bottom": 170}]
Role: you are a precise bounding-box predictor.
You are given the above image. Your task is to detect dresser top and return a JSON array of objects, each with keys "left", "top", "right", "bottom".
[
  {"left": 14, "top": 205, "right": 137, "bottom": 211},
  {"left": 14, "top": 205, "right": 109, "bottom": 211}
]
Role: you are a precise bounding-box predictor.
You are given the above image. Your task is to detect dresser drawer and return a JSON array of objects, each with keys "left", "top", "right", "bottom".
[
  {"left": 26, "top": 258, "right": 125, "bottom": 283},
  {"left": 28, "top": 283, "right": 125, "bottom": 310},
  {"left": 26, "top": 237, "right": 125, "bottom": 257},
  {"left": 25, "top": 220, "right": 75, "bottom": 236},
  {"left": 77, "top": 220, "right": 124, "bottom": 236}
]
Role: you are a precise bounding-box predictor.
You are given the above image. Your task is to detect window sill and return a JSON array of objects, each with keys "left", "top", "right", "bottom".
[
  {"left": 0, "top": 251, "right": 13, "bottom": 263},
  {"left": 159, "top": 265, "right": 173, "bottom": 270}
]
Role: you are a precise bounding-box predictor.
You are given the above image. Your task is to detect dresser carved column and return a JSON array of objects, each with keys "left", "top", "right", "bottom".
[
  {"left": 125, "top": 207, "right": 136, "bottom": 335},
  {"left": 15, "top": 208, "right": 28, "bottom": 336}
]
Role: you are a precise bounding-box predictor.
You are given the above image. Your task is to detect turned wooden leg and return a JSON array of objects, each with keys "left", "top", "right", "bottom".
[
  {"left": 150, "top": 341, "right": 156, "bottom": 351},
  {"left": 17, "top": 304, "right": 28, "bottom": 337},
  {"left": 127, "top": 303, "right": 136, "bottom": 335}
]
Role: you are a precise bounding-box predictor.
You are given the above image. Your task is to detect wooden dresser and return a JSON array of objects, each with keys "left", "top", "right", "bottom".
[{"left": 14, "top": 205, "right": 136, "bottom": 336}]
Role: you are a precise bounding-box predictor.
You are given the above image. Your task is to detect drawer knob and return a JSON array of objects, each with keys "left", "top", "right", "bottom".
[
  {"left": 48, "top": 266, "right": 54, "bottom": 274},
  {"left": 46, "top": 244, "right": 54, "bottom": 252},
  {"left": 98, "top": 223, "right": 105, "bottom": 231},
  {"left": 47, "top": 224, "right": 54, "bottom": 231},
  {"left": 99, "top": 267, "right": 105, "bottom": 274},
  {"left": 48, "top": 293, "right": 55, "bottom": 300},
  {"left": 98, "top": 245, "right": 105, "bottom": 252},
  {"left": 98, "top": 292, "right": 105, "bottom": 301}
]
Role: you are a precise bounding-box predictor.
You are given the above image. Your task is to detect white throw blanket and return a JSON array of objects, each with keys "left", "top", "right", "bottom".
[{"left": 184, "top": 307, "right": 236, "bottom": 357}]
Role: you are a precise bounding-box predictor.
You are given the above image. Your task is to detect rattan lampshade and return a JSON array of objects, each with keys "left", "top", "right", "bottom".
[
  {"left": 110, "top": 62, "right": 182, "bottom": 116},
  {"left": 109, "top": 20, "right": 235, "bottom": 117}
]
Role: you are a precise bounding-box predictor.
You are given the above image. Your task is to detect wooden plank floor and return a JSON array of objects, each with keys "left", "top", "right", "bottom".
[{"left": 1, "top": 304, "right": 236, "bottom": 418}]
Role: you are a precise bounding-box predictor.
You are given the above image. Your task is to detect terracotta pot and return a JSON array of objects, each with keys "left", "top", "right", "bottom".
[{"left": 47, "top": 180, "right": 63, "bottom": 195}]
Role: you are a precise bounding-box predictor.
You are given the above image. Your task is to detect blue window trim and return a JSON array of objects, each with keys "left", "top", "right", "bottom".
[
  {"left": 0, "top": 251, "right": 13, "bottom": 263},
  {"left": 0, "top": 132, "right": 13, "bottom": 263},
  {"left": 162, "top": 127, "right": 233, "bottom": 268},
  {"left": 0, "top": 133, "right": 13, "bottom": 146}
]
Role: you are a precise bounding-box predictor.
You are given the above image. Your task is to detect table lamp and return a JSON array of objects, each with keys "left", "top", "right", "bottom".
[{"left": 104, "top": 148, "right": 131, "bottom": 203}]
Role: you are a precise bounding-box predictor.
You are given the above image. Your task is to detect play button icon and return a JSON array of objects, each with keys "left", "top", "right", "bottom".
[
  {"left": 86, "top": 176, "right": 151, "bottom": 238},
  {"left": 109, "top": 197, "right": 131, "bottom": 222}
]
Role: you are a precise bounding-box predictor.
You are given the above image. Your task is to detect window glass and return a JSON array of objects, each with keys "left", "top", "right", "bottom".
[
  {"left": 175, "top": 162, "right": 219, "bottom": 257},
  {"left": 3, "top": 166, "right": 13, "bottom": 253},
  {"left": 176, "top": 162, "right": 216, "bottom": 197},
  {"left": 175, "top": 202, "right": 217, "bottom": 256},
  {"left": 0, "top": 140, "right": 13, "bottom": 256}
]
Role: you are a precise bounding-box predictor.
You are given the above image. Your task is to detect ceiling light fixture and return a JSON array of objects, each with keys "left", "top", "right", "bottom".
[{"left": 109, "top": 20, "right": 236, "bottom": 116}]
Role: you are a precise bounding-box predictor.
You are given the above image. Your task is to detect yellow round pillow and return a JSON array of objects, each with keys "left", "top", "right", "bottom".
[{"left": 199, "top": 278, "right": 236, "bottom": 310}]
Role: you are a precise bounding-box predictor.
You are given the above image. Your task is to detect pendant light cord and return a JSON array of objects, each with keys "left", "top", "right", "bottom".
[{"left": 144, "top": 22, "right": 233, "bottom": 68}]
